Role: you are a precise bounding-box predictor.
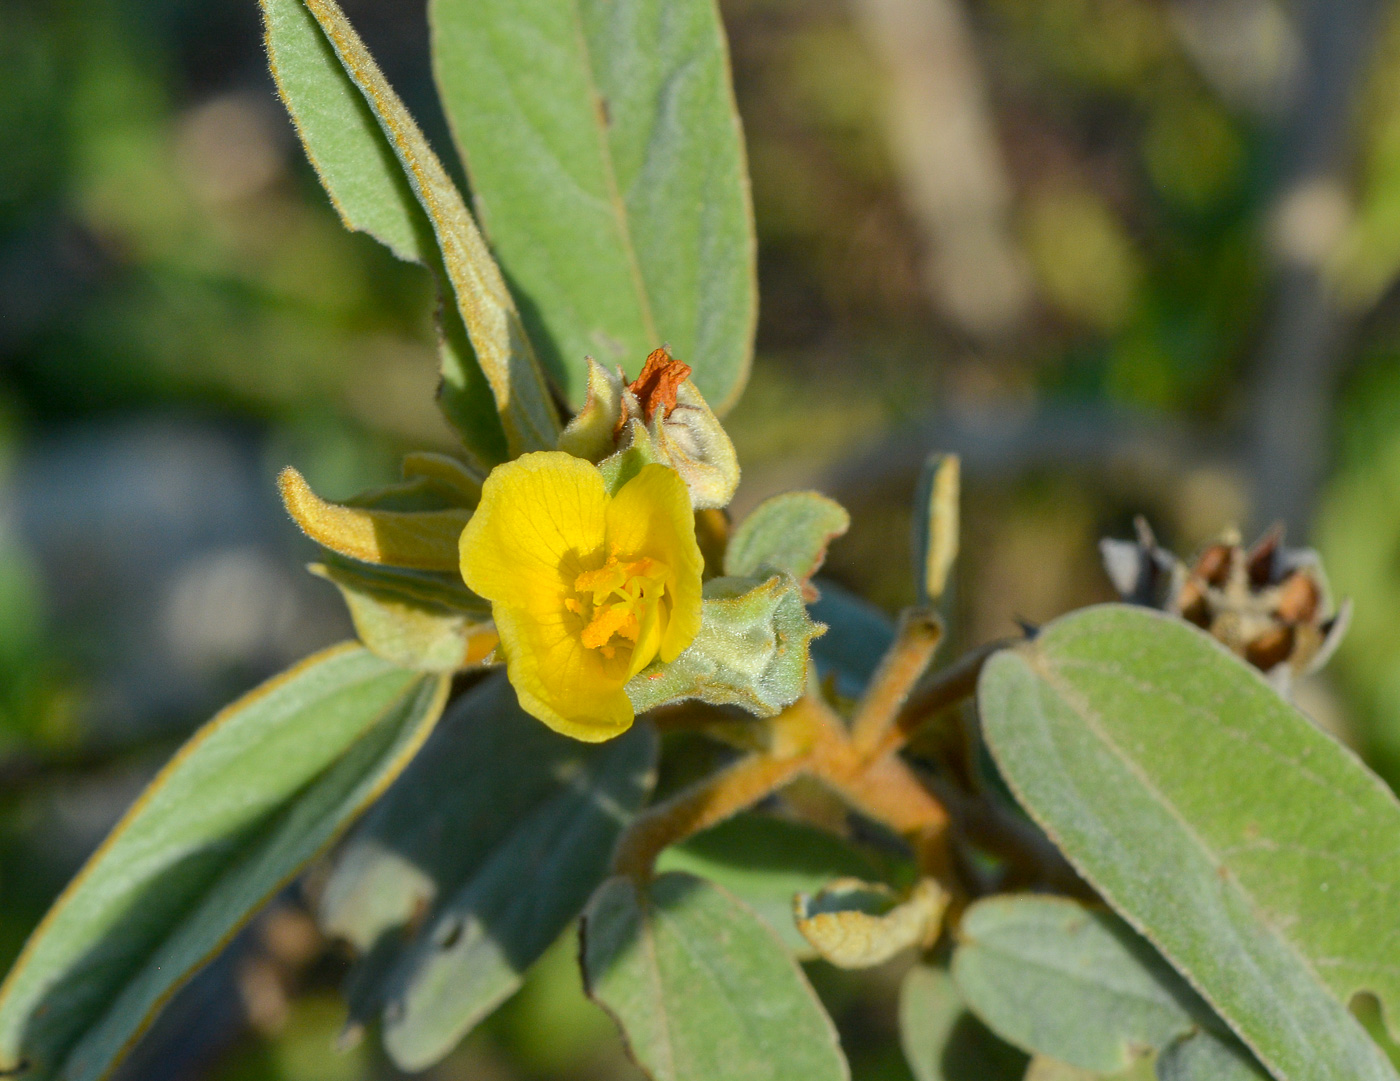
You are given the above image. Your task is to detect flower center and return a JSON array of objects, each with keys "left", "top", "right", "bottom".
[{"left": 568, "top": 550, "right": 669, "bottom": 659}]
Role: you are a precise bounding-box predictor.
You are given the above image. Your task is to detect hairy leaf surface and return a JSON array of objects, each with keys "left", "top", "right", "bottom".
[
  {"left": 899, "top": 963, "right": 1028, "bottom": 1081},
  {"left": 318, "top": 674, "right": 655, "bottom": 1071},
  {"left": 0, "top": 646, "right": 448, "bottom": 1081},
  {"left": 430, "top": 0, "right": 756, "bottom": 410},
  {"left": 978, "top": 605, "right": 1400, "bottom": 1081},
  {"left": 582, "top": 872, "right": 848, "bottom": 1081},
  {"left": 951, "top": 896, "right": 1209, "bottom": 1072}
]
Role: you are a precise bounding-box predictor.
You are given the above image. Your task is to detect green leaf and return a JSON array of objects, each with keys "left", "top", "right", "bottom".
[
  {"left": 1025, "top": 1057, "right": 1156, "bottom": 1081},
  {"left": 951, "top": 896, "right": 1210, "bottom": 1072},
  {"left": 977, "top": 604, "right": 1400, "bottom": 1081},
  {"left": 261, "top": 0, "right": 431, "bottom": 261},
  {"left": 260, "top": 0, "right": 507, "bottom": 465},
  {"left": 654, "top": 813, "right": 887, "bottom": 955},
  {"left": 429, "top": 0, "right": 757, "bottom": 411},
  {"left": 309, "top": 559, "right": 495, "bottom": 673},
  {"left": 1156, "top": 1030, "right": 1271, "bottom": 1081},
  {"left": 808, "top": 579, "right": 895, "bottom": 697},
  {"left": 911, "top": 453, "right": 959, "bottom": 606},
  {"left": 581, "top": 872, "right": 849, "bottom": 1081},
  {"left": 293, "top": 0, "right": 561, "bottom": 456},
  {"left": 317, "top": 673, "right": 656, "bottom": 1071},
  {"left": 379, "top": 729, "right": 655, "bottom": 1069},
  {"left": 626, "top": 575, "right": 823, "bottom": 717},
  {"left": 899, "top": 963, "right": 1028, "bottom": 1081},
  {"left": 0, "top": 645, "right": 449, "bottom": 1081},
  {"left": 724, "top": 492, "right": 850, "bottom": 586}
]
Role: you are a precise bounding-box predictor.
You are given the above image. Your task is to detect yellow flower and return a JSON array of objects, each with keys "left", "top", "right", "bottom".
[{"left": 459, "top": 452, "right": 704, "bottom": 741}]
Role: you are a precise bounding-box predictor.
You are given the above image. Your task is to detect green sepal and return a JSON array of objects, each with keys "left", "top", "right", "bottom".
[
  {"left": 598, "top": 420, "right": 666, "bottom": 495},
  {"left": 626, "top": 574, "right": 823, "bottom": 717}
]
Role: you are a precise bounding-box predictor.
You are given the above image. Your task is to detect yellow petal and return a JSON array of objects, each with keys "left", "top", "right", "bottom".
[
  {"left": 459, "top": 452, "right": 608, "bottom": 615},
  {"left": 627, "top": 596, "right": 664, "bottom": 679},
  {"left": 492, "top": 605, "right": 634, "bottom": 741},
  {"left": 606, "top": 464, "right": 704, "bottom": 662}
]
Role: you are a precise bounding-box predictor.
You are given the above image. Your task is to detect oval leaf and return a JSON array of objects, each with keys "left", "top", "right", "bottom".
[
  {"left": 581, "top": 872, "right": 849, "bottom": 1081},
  {"left": 429, "top": 0, "right": 757, "bottom": 411},
  {"left": 978, "top": 604, "right": 1400, "bottom": 1081},
  {"left": 951, "top": 895, "right": 1208, "bottom": 1072},
  {"left": 724, "top": 491, "right": 850, "bottom": 589},
  {"left": 0, "top": 645, "right": 449, "bottom": 1081},
  {"left": 899, "top": 963, "right": 1028, "bottom": 1081},
  {"left": 1156, "top": 1030, "right": 1271, "bottom": 1081}
]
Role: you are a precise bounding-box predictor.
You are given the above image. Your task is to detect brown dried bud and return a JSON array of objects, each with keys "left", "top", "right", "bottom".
[{"left": 1100, "top": 518, "right": 1350, "bottom": 693}]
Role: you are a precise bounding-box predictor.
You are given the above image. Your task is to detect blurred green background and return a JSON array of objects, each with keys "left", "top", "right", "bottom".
[{"left": 3, "top": 0, "right": 1400, "bottom": 1077}]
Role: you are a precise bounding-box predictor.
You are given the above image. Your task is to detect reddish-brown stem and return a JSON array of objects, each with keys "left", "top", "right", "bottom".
[{"left": 849, "top": 609, "right": 944, "bottom": 755}]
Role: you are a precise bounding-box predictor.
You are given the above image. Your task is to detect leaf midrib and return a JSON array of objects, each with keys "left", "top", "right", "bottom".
[{"left": 566, "top": 0, "right": 659, "bottom": 350}]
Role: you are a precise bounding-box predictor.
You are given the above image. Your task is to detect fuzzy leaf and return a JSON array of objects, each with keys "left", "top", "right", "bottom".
[
  {"left": 899, "top": 963, "right": 1028, "bottom": 1081},
  {"left": 654, "top": 813, "right": 886, "bottom": 955},
  {"left": 279, "top": 466, "right": 468, "bottom": 571},
  {"left": 725, "top": 491, "right": 849, "bottom": 586},
  {"left": 309, "top": 559, "right": 495, "bottom": 672},
  {"left": 626, "top": 575, "right": 822, "bottom": 716},
  {"left": 261, "top": 0, "right": 431, "bottom": 261},
  {"left": 808, "top": 579, "right": 895, "bottom": 697},
  {"left": 978, "top": 604, "right": 1400, "bottom": 1081},
  {"left": 951, "top": 896, "right": 1210, "bottom": 1072},
  {"left": 260, "top": 0, "right": 507, "bottom": 464},
  {"left": 913, "top": 453, "right": 959, "bottom": 604},
  {"left": 297, "top": 0, "right": 560, "bottom": 455},
  {"left": 429, "top": 0, "right": 757, "bottom": 411},
  {"left": 581, "top": 872, "right": 849, "bottom": 1081},
  {"left": 0, "top": 646, "right": 449, "bottom": 1081},
  {"left": 1156, "top": 1030, "right": 1271, "bottom": 1081},
  {"left": 317, "top": 674, "right": 656, "bottom": 1071}
]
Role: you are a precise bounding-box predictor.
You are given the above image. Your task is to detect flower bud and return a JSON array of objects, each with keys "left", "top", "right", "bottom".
[{"left": 557, "top": 349, "right": 740, "bottom": 510}]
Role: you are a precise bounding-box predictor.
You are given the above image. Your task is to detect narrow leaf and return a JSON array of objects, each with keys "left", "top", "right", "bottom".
[
  {"left": 0, "top": 646, "right": 449, "bottom": 1081},
  {"left": 951, "top": 895, "right": 1208, "bottom": 1072},
  {"left": 261, "top": 0, "right": 432, "bottom": 261},
  {"left": 899, "top": 963, "right": 1028, "bottom": 1081},
  {"left": 581, "top": 872, "right": 849, "bottom": 1081},
  {"left": 724, "top": 491, "right": 850, "bottom": 589},
  {"left": 978, "top": 604, "right": 1400, "bottom": 1081},
  {"left": 317, "top": 674, "right": 656, "bottom": 1070},
  {"left": 429, "top": 0, "right": 757, "bottom": 411},
  {"left": 300, "top": 0, "right": 561, "bottom": 454},
  {"left": 260, "top": 0, "right": 507, "bottom": 464},
  {"left": 912, "top": 453, "right": 959, "bottom": 605},
  {"left": 795, "top": 878, "right": 947, "bottom": 970},
  {"left": 279, "top": 466, "right": 468, "bottom": 571}
]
